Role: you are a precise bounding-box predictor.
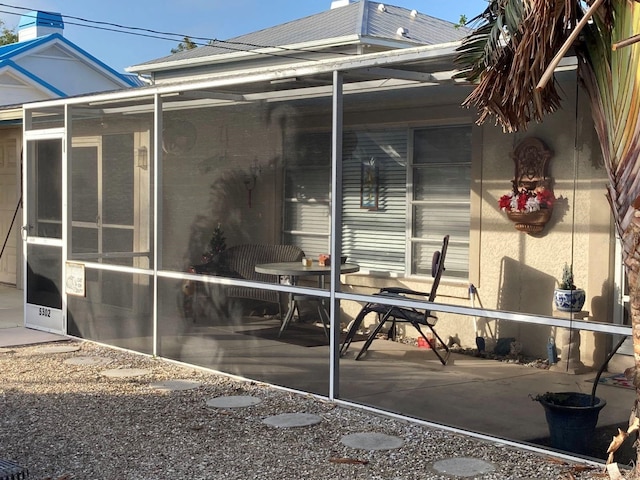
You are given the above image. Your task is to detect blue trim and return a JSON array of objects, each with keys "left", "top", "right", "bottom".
[
  {"left": 0, "top": 60, "right": 67, "bottom": 97},
  {"left": 0, "top": 33, "right": 136, "bottom": 87}
]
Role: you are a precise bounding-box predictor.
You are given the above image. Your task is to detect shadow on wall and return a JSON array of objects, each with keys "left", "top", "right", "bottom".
[{"left": 497, "top": 257, "right": 556, "bottom": 357}]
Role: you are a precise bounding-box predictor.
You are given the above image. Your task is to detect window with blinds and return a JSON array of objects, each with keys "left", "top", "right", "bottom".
[
  {"left": 411, "top": 126, "right": 471, "bottom": 279},
  {"left": 283, "top": 125, "right": 472, "bottom": 280},
  {"left": 283, "top": 133, "right": 331, "bottom": 258},
  {"left": 342, "top": 130, "right": 407, "bottom": 273}
]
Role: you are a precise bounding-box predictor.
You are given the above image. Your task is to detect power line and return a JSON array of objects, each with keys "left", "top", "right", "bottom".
[{"left": 0, "top": 3, "right": 357, "bottom": 62}]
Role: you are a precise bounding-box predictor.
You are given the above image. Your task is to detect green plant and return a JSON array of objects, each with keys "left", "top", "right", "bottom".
[
  {"left": 207, "top": 223, "right": 226, "bottom": 255},
  {"left": 201, "top": 224, "right": 227, "bottom": 263},
  {"left": 559, "top": 263, "right": 576, "bottom": 290}
]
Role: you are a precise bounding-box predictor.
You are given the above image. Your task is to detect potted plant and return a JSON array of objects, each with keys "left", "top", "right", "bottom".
[
  {"left": 553, "top": 263, "right": 586, "bottom": 312},
  {"left": 498, "top": 187, "right": 555, "bottom": 234},
  {"left": 531, "top": 336, "right": 626, "bottom": 457},
  {"left": 532, "top": 391, "right": 606, "bottom": 456}
]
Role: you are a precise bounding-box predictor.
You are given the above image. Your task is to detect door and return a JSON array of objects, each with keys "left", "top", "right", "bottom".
[
  {"left": 0, "top": 135, "right": 20, "bottom": 285},
  {"left": 24, "top": 137, "right": 64, "bottom": 333}
]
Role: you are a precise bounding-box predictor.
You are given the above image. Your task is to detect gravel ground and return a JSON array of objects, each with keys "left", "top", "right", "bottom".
[{"left": 0, "top": 340, "right": 611, "bottom": 480}]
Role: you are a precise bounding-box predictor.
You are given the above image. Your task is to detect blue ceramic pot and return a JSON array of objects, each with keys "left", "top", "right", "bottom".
[{"left": 553, "top": 288, "right": 586, "bottom": 312}]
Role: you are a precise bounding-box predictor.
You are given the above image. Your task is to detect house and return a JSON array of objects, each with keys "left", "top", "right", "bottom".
[
  {"left": 18, "top": 0, "right": 631, "bottom": 458},
  {"left": 0, "top": 10, "right": 140, "bottom": 288}
]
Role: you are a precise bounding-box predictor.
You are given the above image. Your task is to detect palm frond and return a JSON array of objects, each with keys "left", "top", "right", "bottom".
[
  {"left": 455, "top": 0, "right": 583, "bottom": 132},
  {"left": 454, "top": 0, "right": 528, "bottom": 82}
]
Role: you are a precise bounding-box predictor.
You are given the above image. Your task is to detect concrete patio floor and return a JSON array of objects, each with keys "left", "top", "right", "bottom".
[{"left": 1, "top": 283, "right": 635, "bottom": 464}]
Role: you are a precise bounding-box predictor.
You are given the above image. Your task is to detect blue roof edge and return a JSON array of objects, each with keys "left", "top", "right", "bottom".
[{"left": 2, "top": 33, "right": 137, "bottom": 87}]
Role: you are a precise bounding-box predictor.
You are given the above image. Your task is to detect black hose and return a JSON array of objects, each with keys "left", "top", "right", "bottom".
[{"left": 591, "top": 334, "right": 628, "bottom": 406}]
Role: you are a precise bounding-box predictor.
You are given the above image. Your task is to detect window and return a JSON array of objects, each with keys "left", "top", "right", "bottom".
[
  {"left": 283, "top": 133, "right": 331, "bottom": 258},
  {"left": 283, "top": 125, "right": 472, "bottom": 279},
  {"left": 410, "top": 126, "right": 471, "bottom": 279}
]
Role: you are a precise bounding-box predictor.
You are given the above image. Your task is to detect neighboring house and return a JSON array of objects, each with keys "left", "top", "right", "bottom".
[
  {"left": 0, "top": 11, "right": 140, "bottom": 287},
  {"left": 18, "top": 0, "right": 630, "bottom": 458}
]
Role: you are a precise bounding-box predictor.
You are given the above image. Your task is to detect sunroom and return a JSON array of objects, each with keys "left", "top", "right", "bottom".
[{"left": 22, "top": 41, "right": 633, "bottom": 461}]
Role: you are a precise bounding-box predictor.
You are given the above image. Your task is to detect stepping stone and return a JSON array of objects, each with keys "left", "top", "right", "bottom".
[
  {"left": 262, "top": 413, "right": 322, "bottom": 428},
  {"left": 206, "top": 396, "right": 261, "bottom": 408},
  {"left": 100, "top": 368, "right": 150, "bottom": 378},
  {"left": 64, "top": 356, "right": 108, "bottom": 366},
  {"left": 37, "top": 345, "right": 80, "bottom": 354},
  {"left": 433, "top": 457, "right": 496, "bottom": 477},
  {"left": 150, "top": 379, "right": 202, "bottom": 391},
  {"left": 341, "top": 432, "right": 404, "bottom": 451}
]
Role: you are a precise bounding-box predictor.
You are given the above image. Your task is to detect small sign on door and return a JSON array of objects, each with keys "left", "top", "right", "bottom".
[{"left": 65, "top": 262, "right": 85, "bottom": 297}]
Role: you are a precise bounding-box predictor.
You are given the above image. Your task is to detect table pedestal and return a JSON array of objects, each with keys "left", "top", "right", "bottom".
[{"left": 549, "top": 310, "right": 590, "bottom": 375}]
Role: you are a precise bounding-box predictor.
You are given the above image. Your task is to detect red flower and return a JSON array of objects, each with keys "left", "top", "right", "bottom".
[
  {"left": 535, "top": 189, "right": 554, "bottom": 208},
  {"left": 498, "top": 188, "right": 555, "bottom": 213}
]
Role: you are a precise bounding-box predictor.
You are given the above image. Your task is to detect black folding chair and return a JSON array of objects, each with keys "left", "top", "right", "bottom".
[{"left": 340, "top": 235, "right": 450, "bottom": 365}]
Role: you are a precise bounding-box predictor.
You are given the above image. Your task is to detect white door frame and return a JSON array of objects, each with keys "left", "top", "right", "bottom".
[{"left": 22, "top": 128, "right": 66, "bottom": 334}]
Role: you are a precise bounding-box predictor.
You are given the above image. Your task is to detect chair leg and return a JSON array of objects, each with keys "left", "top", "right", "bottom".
[
  {"left": 317, "top": 301, "right": 329, "bottom": 339},
  {"left": 413, "top": 323, "right": 451, "bottom": 365},
  {"left": 340, "top": 306, "right": 371, "bottom": 356},
  {"left": 355, "top": 311, "right": 393, "bottom": 360}
]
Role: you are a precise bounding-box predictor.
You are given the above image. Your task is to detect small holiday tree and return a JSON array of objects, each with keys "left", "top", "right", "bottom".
[{"left": 202, "top": 223, "right": 226, "bottom": 262}]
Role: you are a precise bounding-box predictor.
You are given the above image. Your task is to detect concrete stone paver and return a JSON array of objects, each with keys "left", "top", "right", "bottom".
[
  {"left": 432, "top": 457, "right": 496, "bottom": 477},
  {"left": 63, "top": 356, "right": 109, "bottom": 366},
  {"left": 36, "top": 345, "right": 80, "bottom": 354},
  {"left": 262, "top": 413, "right": 322, "bottom": 428},
  {"left": 340, "top": 432, "right": 404, "bottom": 450},
  {"left": 206, "top": 395, "right": 262, "bottom": 408},
  {"left": 150, "top": 379, "right": 202, "bottom": 391}
]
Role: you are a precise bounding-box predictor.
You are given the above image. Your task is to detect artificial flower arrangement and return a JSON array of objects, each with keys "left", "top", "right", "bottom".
[{"left": 498, "top": 187, "right": 555, "bottom": 213}]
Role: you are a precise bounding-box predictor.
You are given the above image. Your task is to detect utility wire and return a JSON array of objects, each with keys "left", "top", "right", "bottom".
[{"left": 0, "top": 3, "right": 357, "bottom": 61}]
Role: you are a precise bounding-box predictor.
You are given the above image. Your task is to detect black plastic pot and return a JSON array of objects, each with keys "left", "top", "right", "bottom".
[{"left": 538, "top": 392, "right": 606, "bottom": 455}]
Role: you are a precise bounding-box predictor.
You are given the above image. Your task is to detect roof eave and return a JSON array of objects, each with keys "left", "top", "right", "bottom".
[{"left": 126, "top": 34, "right": 367, "bottom": 74}]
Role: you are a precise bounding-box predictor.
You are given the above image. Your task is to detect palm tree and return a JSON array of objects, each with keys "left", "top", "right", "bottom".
[{"left": 455, "top": 0, "right": 640, "bottom": 472}]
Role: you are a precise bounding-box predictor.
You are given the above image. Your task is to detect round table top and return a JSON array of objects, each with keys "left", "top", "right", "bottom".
[{"left": 255, "top": 261, "right": 360, "bottom": 276}]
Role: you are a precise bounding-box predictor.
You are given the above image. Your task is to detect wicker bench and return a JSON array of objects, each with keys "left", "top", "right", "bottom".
[
  {"left": 183, "top": 244, "right": 305, "bottom": 320},
  {"left": 0, "top": 460, "right": 28, "bottom": 480}
]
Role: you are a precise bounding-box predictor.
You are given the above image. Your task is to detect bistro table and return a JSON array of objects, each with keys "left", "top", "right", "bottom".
[{"left": 254, "top": 261, "right": 360, "bottom": 338}]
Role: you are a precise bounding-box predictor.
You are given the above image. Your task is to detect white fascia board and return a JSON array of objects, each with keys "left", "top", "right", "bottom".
[
  {"left": 126, "top": 35, "right": 365, "bottom": 74},
  {"left": 25, "top": 41, "right": 465, "bottom": 110}
]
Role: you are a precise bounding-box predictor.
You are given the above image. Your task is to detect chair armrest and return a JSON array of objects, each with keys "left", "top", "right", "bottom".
[{"left": 379, "top": 287, "right": 428, "bottom": 296}]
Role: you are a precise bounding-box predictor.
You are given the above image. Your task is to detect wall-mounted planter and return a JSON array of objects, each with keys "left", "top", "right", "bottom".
[
  {"left": 506, "top": 209, "right": 552, "bottom": 234},
  {"left": 500, "top": 137, "right": 555, "bottom": 235}
]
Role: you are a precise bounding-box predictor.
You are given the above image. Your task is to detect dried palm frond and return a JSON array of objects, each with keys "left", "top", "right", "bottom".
[{"left": 455, "top": 0, "right": 581, "bottom": 132}]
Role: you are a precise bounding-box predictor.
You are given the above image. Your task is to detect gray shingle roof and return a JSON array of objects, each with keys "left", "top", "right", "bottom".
[{"left": 133, "top": 1, "right": 468, "bottom": 68}]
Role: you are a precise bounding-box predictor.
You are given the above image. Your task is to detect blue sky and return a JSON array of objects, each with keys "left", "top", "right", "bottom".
[{"left": 0, "top": 0, "right": 488, "bottom": 73}]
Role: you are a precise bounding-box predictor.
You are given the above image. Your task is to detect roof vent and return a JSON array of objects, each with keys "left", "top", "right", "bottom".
[
  {"left": 18, "top": 11, "right": 64, "bottom": 42},
  {"left": 396, "top": 27, "right": 408, "bottom": 37},
  {"left": 378, "top": 4, "right": 387, "bottom": 12},
  {"left": 410, "top": 9, "right": 418, "bottom": 18},
  {"left": 330, "top": 0, "right": 355, "bottom": 8}
]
